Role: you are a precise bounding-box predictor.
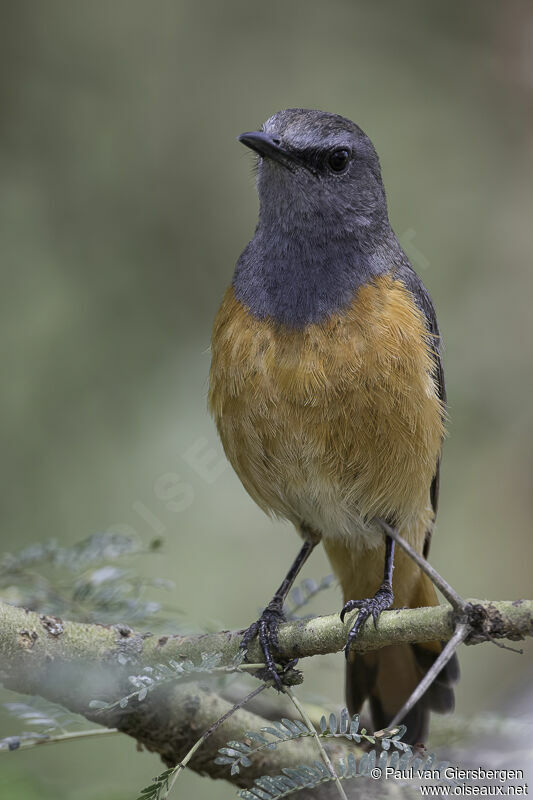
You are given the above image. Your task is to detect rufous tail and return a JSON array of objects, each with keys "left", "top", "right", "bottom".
[{"left": 345, "top": 571, "right": 459, "bottom": 745}]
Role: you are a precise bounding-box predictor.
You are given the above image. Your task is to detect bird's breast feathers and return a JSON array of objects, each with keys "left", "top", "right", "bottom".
[{"left": 208, "top": 274, "right": 444, "bottom": 549}]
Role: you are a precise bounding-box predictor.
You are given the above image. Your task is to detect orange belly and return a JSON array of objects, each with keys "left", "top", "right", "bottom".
[{"left": 209, "top": 274, "right": 444, "bottom": 596}]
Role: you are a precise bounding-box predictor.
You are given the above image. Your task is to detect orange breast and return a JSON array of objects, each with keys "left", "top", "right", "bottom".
[{"left": 208, "top": 275, "right": 444, "bottom": 557}]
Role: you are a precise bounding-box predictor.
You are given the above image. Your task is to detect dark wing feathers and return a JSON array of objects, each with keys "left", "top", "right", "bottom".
[{"left": 394, "top": 260, "right": 446, "bottom": 557}]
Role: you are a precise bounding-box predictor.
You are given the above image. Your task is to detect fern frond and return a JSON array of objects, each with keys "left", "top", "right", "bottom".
[
  {"left": 135, "top": 767, "right": 175, "bottom": 800},
  {"left": 0, "top": 698, "right": 117, "bottom": 753},
  {"left": 0, "top": 532, "right": 172, "bottom": 626},
  {"left": 3, "top": 698, "right": 87, "bottom": 734},
  {"left": 215, "top": 709, "right": 409, "bottom": 776},
  {"left": 90, "top": 651, "right": 225, "bottom": 712},
  {"left": 237, "top": 751, "right": 451, "bottom": 799}
]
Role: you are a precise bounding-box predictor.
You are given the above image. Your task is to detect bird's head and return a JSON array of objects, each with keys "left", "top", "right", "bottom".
[{"left": 239, "top": 108, "right": 389, "bottom": 238}]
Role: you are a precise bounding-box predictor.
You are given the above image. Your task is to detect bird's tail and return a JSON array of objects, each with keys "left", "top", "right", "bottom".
[{"left": 345, "top": 571, "right": 458, "bottom": 745}]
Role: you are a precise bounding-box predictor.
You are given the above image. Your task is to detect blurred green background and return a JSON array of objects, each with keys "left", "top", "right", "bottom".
[{"left": 1, "top": 0, "right": 532, "bottom": 797}]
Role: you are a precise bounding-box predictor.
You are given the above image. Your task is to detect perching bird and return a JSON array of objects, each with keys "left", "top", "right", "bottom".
[{"left": 208, "top": 108, "right": 458, "bottom": 744}]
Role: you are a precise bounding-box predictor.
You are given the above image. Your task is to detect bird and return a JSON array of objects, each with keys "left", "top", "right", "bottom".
[{"left": 208, "top": 108, "right": 458, "bottom": 744}]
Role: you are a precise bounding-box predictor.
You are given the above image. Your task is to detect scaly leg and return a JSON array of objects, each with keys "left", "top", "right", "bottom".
[
  {"left": 341, "top": 534, "right": 395, "bottom": 658},
  {"left": 240, "top": 537, "right": 317, "bottom": 688}
]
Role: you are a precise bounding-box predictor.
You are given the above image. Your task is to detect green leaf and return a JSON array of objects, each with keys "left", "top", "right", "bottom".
[
  {"left": 339, "top": 707, "right": 349, "bottom": 734},
  {"left": 281, "top": 767, "right": 308, "bottom": 786},
  {"left": 261, "top": 726, "right": 287, "bottom": 741},
  {"left": 200, "top": 651, "right": 223, "bottom": 669},
  {"left": 311, "top": 759, "right": 329, "bottom": 778},
  {"left": 256, "top": 775, "right": 279, "bottom": 791},
  {"left": 272, "top": 721, "right": 290, "bottom": 736},
  {"left": 218, "top": 747, "right": 242, "bottom": 758},
  {"left": 226, "top": 740, "right": 251, "bottom": 753},
  {"left": 246, "top": 788, "right": 271, "bottom": 800},
  {"left": 392, "top": 724, "right": 407, "bottom": 740},
  {"left": 347, "top": 751, "right": 358, "bottom": 777},
  {"left": 293, "top": 720, "right": 308, "bottom": 734},
  {"left": 245, "top": 731, "right": 268, "bottom": 744},
  {"left": 336, "top": 757, "right": 347, "bottom": 778},
  {"left": 280, "top": 718, "right": 301, "bottom": 735}
]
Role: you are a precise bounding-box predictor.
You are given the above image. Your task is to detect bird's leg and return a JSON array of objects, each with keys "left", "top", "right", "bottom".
[
  {"left": 240, "top": 537, "right": 317, "bottom": 689},
  {"left": 341, "top": 534, "right": 395, "bottom": 658}
]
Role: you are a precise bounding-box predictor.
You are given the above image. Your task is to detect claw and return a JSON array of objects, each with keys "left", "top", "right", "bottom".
[
  {"left": 240, "top": 603, "right": 287, "bottom": 689},
  {"left": 342, "top": 582, "right": 394, "bottom": 659},
  {"left": 239, "top": 620, "right": 259, "bottom": 653},
  {"left": 340, "top": 598, "right": 363, "bottom": 623}
]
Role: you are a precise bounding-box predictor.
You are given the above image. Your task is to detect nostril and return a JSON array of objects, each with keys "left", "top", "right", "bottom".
[{"left": 271, "top": 136, "right": 281, "bottom": 146}]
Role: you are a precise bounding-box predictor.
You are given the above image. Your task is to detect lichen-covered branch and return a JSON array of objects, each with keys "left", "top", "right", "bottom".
[{"left": 0, "top": 597, "right": 531, "bottom": 789}]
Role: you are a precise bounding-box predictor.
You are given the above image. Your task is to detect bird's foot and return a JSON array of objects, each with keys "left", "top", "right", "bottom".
[
  {"left": 340, "top": 582, "right": 394, "bottom": 658},
  {"left": 240, "top": 602, "right": 293, "bottom": 690}
]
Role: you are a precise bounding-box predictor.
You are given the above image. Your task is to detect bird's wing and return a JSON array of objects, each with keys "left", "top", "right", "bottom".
[{"left": 395, "top": 262, "right": 446, "bottom": 558}]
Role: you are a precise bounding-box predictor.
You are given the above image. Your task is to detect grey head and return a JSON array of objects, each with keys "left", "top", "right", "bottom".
[{"left": 233, "top": 108, "right": 406, "bottom": 327}]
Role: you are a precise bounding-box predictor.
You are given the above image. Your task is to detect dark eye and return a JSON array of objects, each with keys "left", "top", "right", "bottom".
[{"left": 327, "top": 148, "right": 350, "bottom": 173}]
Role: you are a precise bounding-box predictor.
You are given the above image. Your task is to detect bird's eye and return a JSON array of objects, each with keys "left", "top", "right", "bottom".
[{"left": 327, "top": 148, "right": 350, "bottom": 173}]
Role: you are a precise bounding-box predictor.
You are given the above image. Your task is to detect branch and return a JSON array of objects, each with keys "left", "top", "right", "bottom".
[
  {"left": 0, "top": 602, "right": 350, "bottom": 790},
  {"left": 0, "top": 598, "right": 531, "bottom": 789}
]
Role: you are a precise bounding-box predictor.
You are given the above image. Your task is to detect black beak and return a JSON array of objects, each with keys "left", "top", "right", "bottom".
[{"left": 238, "top": 131, "right": 296, "bottom": 170}]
